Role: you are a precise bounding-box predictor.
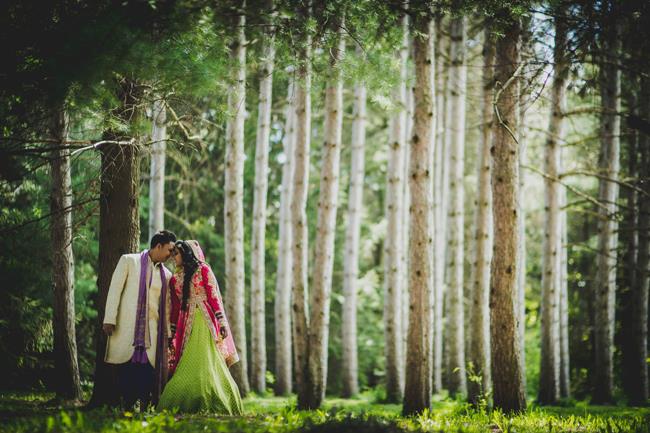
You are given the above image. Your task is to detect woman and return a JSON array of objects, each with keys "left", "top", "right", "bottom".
[{"left": 158, "top": 240, "right": 244, "bottom": 414}]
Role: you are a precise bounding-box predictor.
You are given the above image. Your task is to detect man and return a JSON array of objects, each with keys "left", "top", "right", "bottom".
[{"left": 102, "top": 230, "right": 176, "bottom": 409}]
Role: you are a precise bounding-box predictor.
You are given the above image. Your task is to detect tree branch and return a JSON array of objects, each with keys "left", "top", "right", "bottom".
[
  {"left": 492, "top": 63, "right": 525, "bottom": 145},
  {"left": 522, "top": 163, "right": 609, "bottom": 211}
]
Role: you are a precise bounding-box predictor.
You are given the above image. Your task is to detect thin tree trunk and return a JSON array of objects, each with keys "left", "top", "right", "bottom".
[
  {"left": 402, "top": 77, "right": 414, "bottom": 383},
  {"left": 250, "top": 0, "right": 275, "bottom": 394},
  {"left": 403, "top": 13, "right": 434, "bottom": 416},
  {"left": 489, "top": 16, "right": 527, "bottom": 413},
  {"left": 304, "top": 18, "right": 345, "bottom": 410},
  {"left": 148, "top": 97, "right": 166, "bottom": 240},
  {"left": 593, "top": 2, "right": 620, "bottom": 403},
  {"left": 89, "top": 79, "right": 142, "bottom": 407},
  {"left": 432, "top": 15, "right": 447, "bottom": 394},
  {"left": 516, "top": 17, "right": 534, "bottom": 383},
  {"left": 538, "top": 10, "right": 568, "bottom": 405},
  {"left": 224, "top": 1, "right": 249, "bottom": 394},
  {"left": 444, "top": 15, "right": 467, "bottom": 397},
  {"left": 342, "top": 64, "right": 366, "bottom": 398},
  {"left": 384, "top": 11, "right": 408, "bottom": 403},
  {"left": 441, "top": 16, "right": 454, "bottom": 390},
  {"left": 627, "top": 79, "right": 649, "bottom": 404},
  {"left": 558, "top": 169, "right": 570, "bottom": 398},
  {"left": 618, "top": 86, "right": 637, "bottom": 403},
  {"left": 274, "top": 75, "right": 295, "bottom": 396},
  {"left": 291, "top": 1, "right": 312, "bottom": 407},
  {"left": 467, "top": 28, "right": 494, "bottom": 406},
  {"left": 50, "top": 107, "right": 82, "bottom": 401},
  {"left": 426, "top": 19, "right": 437, "bottom": 400}
]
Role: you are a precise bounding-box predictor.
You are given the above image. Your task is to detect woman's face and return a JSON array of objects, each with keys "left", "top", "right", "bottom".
[{"left": 173, "top": 246, "right": 183, "bottom": 267}]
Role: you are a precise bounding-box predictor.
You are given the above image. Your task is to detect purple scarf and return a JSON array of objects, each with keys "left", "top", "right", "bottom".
[
  {"left": 152, "top": 262, "right": 169, "bottom": 405},
  {"left": 131, "top": 250, "right": 166, "bottom": 364}
]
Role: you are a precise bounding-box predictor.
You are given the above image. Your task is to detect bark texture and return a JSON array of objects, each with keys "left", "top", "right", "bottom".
[
  {"left": 444, "top": 15, "right": 467, "bottom": 397},
  {"left": 148, "top": 97, "right": 166, "bottom": 240},
  {"left": 593, "top": 2, "right": 620, "bottom": 403},
  {"left": 50, "top": 107, "right": 82, "bottom": 401},
  {"left": 402, "top": 13, "right": 433, "bottom": 416},
  {"left": 489, "top": 16, "right": 527, "bottom": 413},
  {"left": 402, "top": 82, "right": 414, "bottom": 375},
  {"left": 384, "top": 11, "right": 409, "bottom": 403},
  {"left": 341, "top": 68, "right": 367, "bottom": 398},
  {"left": 224, "top": 1, "right": 249, "bottom": 394},
  {"left": 516, "top": 18, "right": 533, "bottom": 383},
  {"left": 291, "top": 1, "right": 312, "bottom": 408},
  {"left": 274, "top": 75, "right": 295, "bottom": 396},
  {"left": 621, "top": 79, "right": 649, "bottom": 404},
  {"left": 250, "top": 0, "right": 275, "bottom": 393},
  {"left": 467, "top": 28, "right": 494, "bottom": 405},
  {"left": 631, "top": 97, "right": 650, "bottom": 404},
  {"left": 432, "top": 16, "right": 447, "bottom": 394},
  {"left": 538, "top": 10, "right": 568, "bottom": 405},
  {"left": 89, "top": 79, "right": 142, "bottom": 407},
  {"left": 558, "top": 168, "right": 570, "bottom": 398},
  {"left": 304, "top": 18, "right": 345, "bottom": 410}
]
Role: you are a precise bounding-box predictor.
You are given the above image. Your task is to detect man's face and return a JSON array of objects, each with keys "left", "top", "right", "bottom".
[{"left": 152, "top": 242, "right": 175, "bottom": 263}]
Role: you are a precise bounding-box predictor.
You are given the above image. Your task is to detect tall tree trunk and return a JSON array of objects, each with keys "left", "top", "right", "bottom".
[
  {"left": 224, "top": 1, "right": 249, "bottom": 395},
  {"left": 89, "top": 79, "right": 142, "bottom": 407},
  {"left": 517, "top": 17, "right": 533, "bottom": 383},
  {"left": 467, "top": 28, "right": 494, "bottom": 406},
  {"left": 274, "top": 75, "right": 295, "bottom": 396},
  {"left": 342, "top": 64, "right": 366, "bottom": 398},
  {"left": 291, "top": 1, "right": 312, "bottom": 407},
  {"left": 625, "top": 79, "right": 649, "bottom": 404},
  {"left": 444, "top": 15, "right": 467, "bottom": 397},
  {"left": 432, "top": 15, "right": 447, "bottom": 394},
  {"left": 402, "top": 13, "right": 434, "bottom": 416},
  {"left": 384, "top": 11, "right": 408, "bottom": 403},
  {"left": 440, "top": 17, "right": 454, "bottom": 390},
  {"left": 538, "top": 10, "right": 568, "bottom": 405},
  {"left": 250, "top": 0, "right": 275, "bottom": 394},
  {"left": 558, "top": 154, "right": 570, "bottom": 398},
  {"left": 50, "top": 107, "right": 82, "bottom": 401},
  {"left": 426, "top": 20, "right": 437, "bottom": 400},
  {"left": 617, "top": 87, "right": 637, "bottom": 402},
  {"left": 593, "top": 2, "right": 620, "bottom": 403},
  {"left": 489, "top": 15, "right": 527, "bottom": 413},
  {"left": 402, "top": 77, "right": 414, "bottom": 382},
  {"left": 304, "top": 18, "right": 345, "bottom": 410},
  {"left": 148, "top": 97, "right": 166, "bottom": 240}
]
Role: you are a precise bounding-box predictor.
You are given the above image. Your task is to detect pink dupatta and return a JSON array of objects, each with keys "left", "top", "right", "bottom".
[{"left": 169, "top": 240, "right": 239, "bottom": 374}]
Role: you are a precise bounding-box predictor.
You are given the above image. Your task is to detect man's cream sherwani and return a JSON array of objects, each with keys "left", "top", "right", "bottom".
[{"left": 103, "top": 253, "right": 172, "bottom": 366}]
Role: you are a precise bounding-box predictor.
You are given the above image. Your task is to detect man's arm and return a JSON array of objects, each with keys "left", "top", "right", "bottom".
[{"left": 102, "top": 255, "right": 129, "bottom": 334}]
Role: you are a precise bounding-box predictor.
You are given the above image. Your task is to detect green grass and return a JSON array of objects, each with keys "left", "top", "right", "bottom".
[{"left": 1, "top": 391, "right": 648, "bottom": 433}]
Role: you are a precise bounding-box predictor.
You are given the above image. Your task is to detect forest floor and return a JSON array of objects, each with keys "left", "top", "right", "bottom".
[{"left": 1, "top": 391, "right": 649, "bottom": 433}]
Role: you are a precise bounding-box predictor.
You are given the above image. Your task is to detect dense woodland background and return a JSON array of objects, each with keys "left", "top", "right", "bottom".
[{"left": 1, "top": 0, "right": 649, "bottom": 421}]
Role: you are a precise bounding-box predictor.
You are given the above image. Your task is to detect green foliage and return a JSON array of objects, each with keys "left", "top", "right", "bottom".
[
  {"left": 2, "top": 393, "right": 650, "bottom": 433},
  {"left": 0, "top": 168, "right": 54, "bottom": 389}
]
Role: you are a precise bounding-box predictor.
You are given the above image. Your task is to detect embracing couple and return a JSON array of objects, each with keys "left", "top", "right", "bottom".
[{"left": 102, "top": 230, "right": 243, "bottom": 414}]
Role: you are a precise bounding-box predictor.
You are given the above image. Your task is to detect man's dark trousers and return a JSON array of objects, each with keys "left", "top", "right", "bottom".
[{"left": 117, "top": 362, "right": 154, "bottom": 409}]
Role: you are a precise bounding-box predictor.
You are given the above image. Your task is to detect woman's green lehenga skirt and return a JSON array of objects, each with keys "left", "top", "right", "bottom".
[{"left": 158, "top": 310, "right": 244, "bottom": 414}]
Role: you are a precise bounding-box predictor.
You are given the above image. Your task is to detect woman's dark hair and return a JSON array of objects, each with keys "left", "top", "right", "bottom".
[{"left": 175, "top": 240, "right": 200, "bottom": 310}]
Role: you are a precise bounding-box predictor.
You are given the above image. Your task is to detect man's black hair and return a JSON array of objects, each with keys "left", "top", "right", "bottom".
[{"left": 150, "top": 230, "right": 177, "bottom": 249}]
